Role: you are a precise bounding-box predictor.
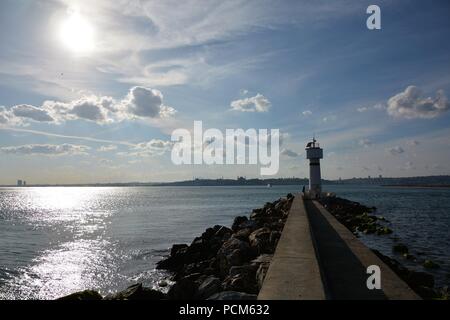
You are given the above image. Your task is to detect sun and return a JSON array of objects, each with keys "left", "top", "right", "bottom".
[{"left": 60, "top": 10, "right": 95, "bottom": 54}]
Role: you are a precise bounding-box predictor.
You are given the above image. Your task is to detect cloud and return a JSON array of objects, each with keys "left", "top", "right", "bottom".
[
  {"left": 4, "top": 87, "right": 177, "bottom": 126},
  {"left": 302, "top": 110, "right": 312, "bottom": 116},
  {"left": 98, "top": 145, "right": 118, "bottom": 152},
  {"left": 407, "top": 139, "right": 420, "bottom": 147},
  {"left": 121, "top": 86, "right": 176, "bottom": 119},
  {"left": 387, "top": 146, "right": 405, "bottom": 155},
  {"left": 358, "top": 138, "right": 373, "bottom": 148},
  {"left": 120, "top": 139, "right": 173, "bottom": 157},
  {"left": 281, "top": 148, "right": 299, "bottom": 157},
  {"left": 404, "top": 161, "right": 415, "bottom": 170},
  {"left": 387, "top": 86, "right": 450, "bottom": 119},
  {"left": 11, "top": 104, "right": 54, "bottom": 122},
  {"left": 230, "top": 93, "right": 271, "bottom": 112},
  {"left": 357, "top": 104, "right": 385, "bottom": 113},
  {"left": 0, "top": 144, "right": 90, "bottom": 156}
]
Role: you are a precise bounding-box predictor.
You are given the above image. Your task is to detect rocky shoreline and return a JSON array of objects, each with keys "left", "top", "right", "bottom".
[
  {"left": 319, "top": 196, "right": 448, "bottom": 300},
  {"left": 58, "top": 193, "right": 294, "bottom": 300},
  {"left": 58, "top": 193, "right": 448, "bottom": 300}
]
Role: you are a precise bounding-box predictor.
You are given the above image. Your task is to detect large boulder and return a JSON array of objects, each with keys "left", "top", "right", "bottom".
[
  {"left": 57, "top": 290, "right": 103, "bottom": 301},
  {"left": 232, "top": 216, "right": 248, "bottom": 232},
  {"left": 207, "top": 291, "right": 257, "bottom": 300},
  {"left": 195, "top": 276, "right": 222, "bottom": 299},
  {"left": 217, "top": 238, "right": 253, "bottom": 277},
  {"left": 167, "top": 276, "right": 198, "bottom": 300},
  {"left": 222, "top": 264, "right": 258, "bottom": 294},
  {"left": 251, "top": 254, "right": 273, "bottom": 289},
  {"left": 105, "top": 283, "right": 166, "bottom": 300},
  {"left": 248, "top": 227, "right": 275, "bottom": 254}
]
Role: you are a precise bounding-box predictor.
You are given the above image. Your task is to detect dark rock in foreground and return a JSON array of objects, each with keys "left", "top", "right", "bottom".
[
  {"left": 156, "top": 193, "right": 294, "bottom": 300},
  {"left": 57, "top": 289, "right": 103, "bottom": 301}
]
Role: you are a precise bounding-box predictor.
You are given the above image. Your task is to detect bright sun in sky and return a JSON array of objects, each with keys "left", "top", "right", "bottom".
[{"left": 60, "top": 10, "right": 95, "bottom": 54}]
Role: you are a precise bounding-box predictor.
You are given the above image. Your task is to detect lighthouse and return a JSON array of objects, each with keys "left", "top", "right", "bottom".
[{"left": 306, "top": 138, "right": 323, "bottom": 198}]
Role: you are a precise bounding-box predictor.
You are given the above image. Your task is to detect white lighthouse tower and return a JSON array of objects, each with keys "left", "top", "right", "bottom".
[{"left": 306, "top": 137, "right": 323, "bottom": 198}]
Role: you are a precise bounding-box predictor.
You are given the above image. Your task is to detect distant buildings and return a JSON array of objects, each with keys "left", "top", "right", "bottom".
[{"left": 17, "top": 179, "right": 27, "bottom": 187}]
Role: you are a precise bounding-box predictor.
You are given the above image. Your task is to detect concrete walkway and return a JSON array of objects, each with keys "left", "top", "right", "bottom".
[
  {"left": 258, "top": 194, "right": 326, "bottom": 300},
  {"left": 258, "top": 195, "right": 420, "bottom": 300}
]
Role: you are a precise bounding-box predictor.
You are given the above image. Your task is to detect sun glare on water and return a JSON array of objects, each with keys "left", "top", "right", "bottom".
[{"left": 60, "top": 9, "right": 95, "bottom": 54}]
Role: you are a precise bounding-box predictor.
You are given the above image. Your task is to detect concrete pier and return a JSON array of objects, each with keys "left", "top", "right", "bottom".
[{"left": 258, "top": 194, "right": 420, "bottom": 300}]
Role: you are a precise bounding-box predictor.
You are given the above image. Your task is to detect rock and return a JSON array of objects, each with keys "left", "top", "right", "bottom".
[
  {"left": 251, "top": 254, "right": 273, "bottom": 290},
  {"left": 376, "top": 226, "right": 393, "bottom": 235},
  {"left": 232, "top": 216, "right": 248, "bottom": 232},
  {"left": 105, "top": 283, "right": 165, "bottom": 300},
  {"left": 248, "top": 227, "right": 273, "bottom": 254},
  {"left": 393, "top": 244, "right": 409, "bottom": 254},
  {"left": 222, "top": 264, "right": 258, "bottom": 294},
  {"left": 170, "top": 244, "right": 188, "bottom": 256},
  {"left": 423, "top": 260, "right": 440, "bottom": 269},
  {"left": 168, "top": 277, "right": 198, "bottom": 300},
  {"left": 217, "top": 238, "right": 253, "bottom": 277},
  {"left": 232, "top": 228, "right": 252, "bottom": 241},
  {"left": 207, "top": 291, "right": 257, "bottom": 300},
  {"left": 250, "top": 208, "right": 264, "bottom": 220},
  {"left": 256, "top": 263, "right": 270, "bottom": 290},
  {"left": 57, "top": 290, "right": 103, "bottom": 301},
  {"left": 195, "top": 276, "right": 221, "bottom": 299}
]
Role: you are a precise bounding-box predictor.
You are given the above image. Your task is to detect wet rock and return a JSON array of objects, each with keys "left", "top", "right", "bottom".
[
  {"left": 105, "top": 283, "right": 165, "bottom": 300},
  {"left": 57, "top": 290, "right": 103, "bottom": 301},
  {"left": 251, "top": 254, "right": 273, "bottom": 290},
  {"left": 217, "top": 238, "right": 253, "bottom": 277},
  {"left": 222, "top": 265, "right": 258, "bottom": 294},
  {"left": 232, "top": 228, "right": 252, "bottom": 241},
  {"left": 232, "top": 216, "right": 248, "bottom": 232},
  {"left": 423, "top": 260, "right": 440, "bottom": 269},
  {"left": 207, "top": 291, "right": 257, "bottom": 300},
  {"left": 171, "top": 244, "right": 188, "bottom": 256},
  {"left": 195, "top": 276, "right": 222, "bottom": 299},
  {"left": 248, "top": 227, "right": 274, "bottom": 254},
  {"left": 167, "top": 276, "right": 198, "bottom": 300}
]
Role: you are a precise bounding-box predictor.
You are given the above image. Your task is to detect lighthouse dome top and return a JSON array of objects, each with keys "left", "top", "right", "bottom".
[
  {"left": 306, "top": 138, "right": 323, "bottom": 159},
  {"left": 305, "top": 138, "right": 321, "bottom": 149}
]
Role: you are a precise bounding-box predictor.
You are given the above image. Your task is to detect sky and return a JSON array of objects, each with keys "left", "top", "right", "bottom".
[{"left": 0, "top": 0, "right": 450, "bottom": 184}]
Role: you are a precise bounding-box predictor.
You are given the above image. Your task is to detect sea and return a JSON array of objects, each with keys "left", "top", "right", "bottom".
[{"left": 0, "top": 185, "right": 449, "bottom": 299}]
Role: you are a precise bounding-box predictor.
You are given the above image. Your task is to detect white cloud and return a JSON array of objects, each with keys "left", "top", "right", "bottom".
[
  {"left": 357, "top": 103, "right": 385, "bottom": 113},
  {"left": 120, "top": 139, "right": 173, "bottom": 157},
  {"left": 387, "top": 86, "right": 450, "bottom": 119},
  {"left": 407, "top": 139, "right": 420, "bottom": 147},
  {"left": 0, "top": 144, "right": 90, "bottom": 156},
  {"left": 230, "top": 93, "right": 271, "bottom": 112},
  {"left": 387, "top": 146, "right": 405, "bottom": 155},
  {"left": 359, "top": 138, "right": 373, "bottom": 148},
  {"left": 404, "top": 161, "right": 415, "bottom": 170},
  {"left": 4, "top": 87, "right": 177, "bottom": 126},
  {"left": 121, "top": 86, "right": 176, "bottom": 119},
  {"left": 281, "top": 148, "right": 299, "bottom": 157},
  {"left": 11, "top": 104, "right": 54, "bottom": 122},
  {"left": 302, "top": 110, "right": 312, "bottom": 116},
  {"left": 98, "top": 145, "right": 118, "bottom": 152}
]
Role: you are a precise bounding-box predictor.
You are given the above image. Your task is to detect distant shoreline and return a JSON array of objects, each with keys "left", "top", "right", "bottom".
[
  {"left": 1, "top": 175, "right": 450, "bottom": 188},
  {"left": 382, "top": 184, "right": 450, "bottom": 189}
]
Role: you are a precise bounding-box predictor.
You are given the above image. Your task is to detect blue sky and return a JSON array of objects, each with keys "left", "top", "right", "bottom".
[{"left": 0, "top": 0, "right": 450, "bottom": 184}]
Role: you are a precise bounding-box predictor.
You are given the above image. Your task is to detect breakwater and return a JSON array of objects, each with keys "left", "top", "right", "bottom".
[{"left": 58, "top": 193, "right": 448, "bottom": 300}]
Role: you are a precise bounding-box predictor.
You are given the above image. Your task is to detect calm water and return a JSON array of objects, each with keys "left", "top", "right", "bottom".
[{"left": 0, "top": 185, "right": 449, "bottom": 299}]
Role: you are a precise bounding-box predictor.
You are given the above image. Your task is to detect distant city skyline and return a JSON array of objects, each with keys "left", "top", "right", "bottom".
[{"left": 1, "top": 0, "right": 450, "bottom": 184}]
